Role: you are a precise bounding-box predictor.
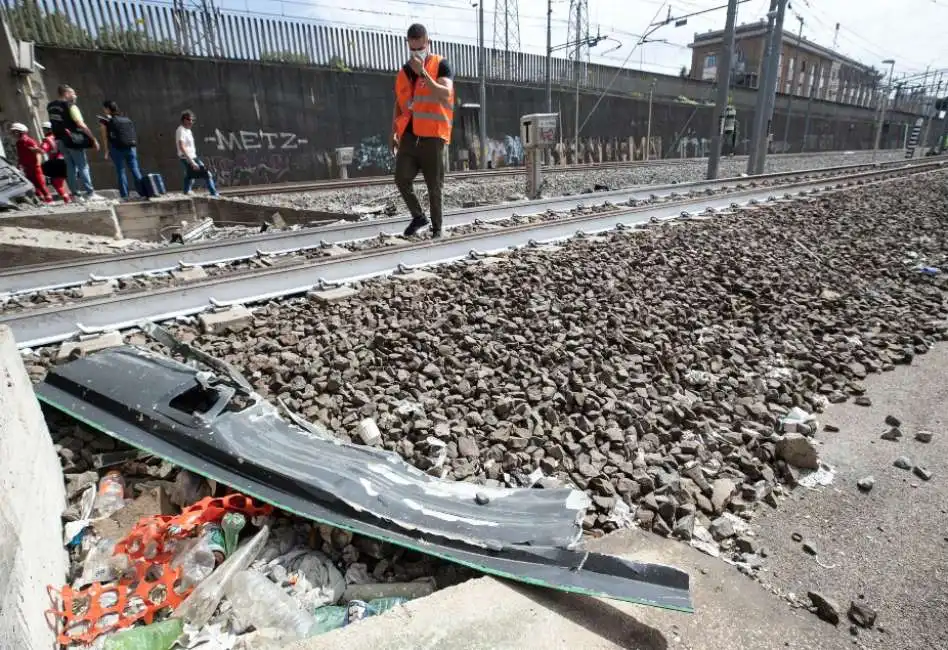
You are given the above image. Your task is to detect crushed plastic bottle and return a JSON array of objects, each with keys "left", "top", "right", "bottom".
[
  {"left": 224, "top": 570, "right": 317, "bottom": 640},
  {"left": 75, "top": 538, "right": 118, "bottom": 588},
  {"left": 95, "top": 470, "right": 126, "bottom": 517},
  {"left": 173, "top": 525, "right": 270, "bottom": 629},
  {"left": 170, "top": 536, "right": 217, "bottom": 591},
  {"left": 102, "top": 618, "right": 183, "bottom": 650}
]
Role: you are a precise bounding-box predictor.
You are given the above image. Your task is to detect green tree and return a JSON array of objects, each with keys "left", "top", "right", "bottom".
[
  {"left": 4, "top": 0, "right": 93, "bottom": 47},
  {"left": 95, "top": 25, "right": 178, "bottom": 54},
  {"left": 261, "top": 50, "right": 312, "bottom": 65}
]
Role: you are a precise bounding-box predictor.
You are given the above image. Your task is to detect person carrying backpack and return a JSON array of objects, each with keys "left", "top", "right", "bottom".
[
  {"left": 99, "top": 100, "right": 143, "bottom": 200},
  {"left": 46, "top": 83, "right": 103, "bottom": 202}
]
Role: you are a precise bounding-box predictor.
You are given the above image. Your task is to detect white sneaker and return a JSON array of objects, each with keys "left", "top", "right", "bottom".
[{"left": 86, "top": 193, "right": 106, "bottom": 202}]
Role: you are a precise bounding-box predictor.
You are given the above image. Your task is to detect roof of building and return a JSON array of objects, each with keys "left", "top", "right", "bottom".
[{"left": 689, "top": 20, "right": 873, "bottom": 74}]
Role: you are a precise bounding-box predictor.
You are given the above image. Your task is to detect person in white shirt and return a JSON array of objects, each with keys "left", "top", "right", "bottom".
[{"left": 175, "top": 110, "right": 218, "bottom": 196}]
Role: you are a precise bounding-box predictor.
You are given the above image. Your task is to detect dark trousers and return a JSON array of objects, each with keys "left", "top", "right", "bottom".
[{"left": 395, "top": 135, "right": 445, "bottom": 232}]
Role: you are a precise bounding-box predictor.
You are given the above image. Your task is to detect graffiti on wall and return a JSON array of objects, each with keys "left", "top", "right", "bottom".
[
  {"left": 353, "top": 135, "right": 395, "bottom": 173},
  {"left": 203, "top": 152, "right": 292, "bottom": 186},
  {"left": 467, "top": 135, "right": 524, "bottom": 168},
  {"left": 203, "top": 129, "right": 310, "bottom": 152}
]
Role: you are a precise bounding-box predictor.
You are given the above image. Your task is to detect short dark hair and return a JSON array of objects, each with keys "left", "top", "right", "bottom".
[
  {"left": 103, "top": 100, "right": 120, "bottom": 114},
  {"left": 181, "top": 110, "right": 195, "bottom": 123},
  {"left": 57, "top": 84, "right": 73, "bottom": 97},
  {"left": 407, "top": 23, "right": 427, "bottom": 39}
]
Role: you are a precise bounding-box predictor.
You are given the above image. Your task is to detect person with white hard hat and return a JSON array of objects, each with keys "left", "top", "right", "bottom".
[{"left": 10, "top": 122, "right": 53, "bottom": 203}]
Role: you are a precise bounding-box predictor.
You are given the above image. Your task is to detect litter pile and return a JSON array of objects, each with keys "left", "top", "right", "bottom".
[
  {"left": 40, "top": 323, "right": 692, "bottom": 649},
  {"left": 52, "top": 442, "right": 458, "bottom": 650}
]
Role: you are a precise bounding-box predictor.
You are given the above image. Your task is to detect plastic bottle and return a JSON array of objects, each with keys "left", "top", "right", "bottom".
[
  {"left": 170, "top": 537, "right": 217, "bottom": 591},
  {"left": 224, "top": 570, "right": 318, "bottom": 640},
  {"left": 102, "top": 618, "right": 183, "bottom": 650},
  {"left": 173, "top": 525, "right": 270, "bottom": 629},
  {"left": 95, "top": 470, "right": 126, "bottom": 517},
  {"left": 221, "top": 512, "right": 246, "bottom": 557}
]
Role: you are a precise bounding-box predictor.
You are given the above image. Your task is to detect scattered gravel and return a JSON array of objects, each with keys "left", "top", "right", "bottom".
[
  {"left": 25, "top": 170, "right": 948, "bottom": 565},
  {"left": 236, "top": 150, "right": 906, "bottom": 215}
]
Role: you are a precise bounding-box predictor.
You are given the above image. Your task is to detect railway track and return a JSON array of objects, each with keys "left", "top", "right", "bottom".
[
  {"left": 0, "top": 160, "right": 915, "bottom": 299},
  {"left": 219, "top": 149, "right": 885, "bottom": 197},
  {"left": 4, "top": 159, "right": 943, "bottom": 350}
]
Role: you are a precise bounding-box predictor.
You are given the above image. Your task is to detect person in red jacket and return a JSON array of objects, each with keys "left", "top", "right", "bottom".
[
  {"left": 10, "top": 122, "right": 52, "bottom": 203},
  {"left": 40, "top": 121, "right": 72, "bottom": 203}
]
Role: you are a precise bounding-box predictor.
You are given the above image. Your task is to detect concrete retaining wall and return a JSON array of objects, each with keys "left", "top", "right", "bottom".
[
  {"left": 0, "top": 326, "right": 67, "bottom": 650},
  {"left": 30, "top": 48, "right": 921, "bottom": 189}
]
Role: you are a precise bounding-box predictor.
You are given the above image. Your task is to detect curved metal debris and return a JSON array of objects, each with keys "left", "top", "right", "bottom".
[{"left": 35, "top": 325, "right": 693, "bottom": 612}]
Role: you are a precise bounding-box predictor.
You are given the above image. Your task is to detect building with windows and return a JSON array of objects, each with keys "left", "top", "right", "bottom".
[{"left": 688, "top": 21, "right": 881, "bottom": 108}]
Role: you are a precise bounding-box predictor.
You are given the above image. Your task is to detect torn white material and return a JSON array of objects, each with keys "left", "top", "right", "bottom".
[{"left": 798, "top": 462, "right": 836, "bottom": 488}]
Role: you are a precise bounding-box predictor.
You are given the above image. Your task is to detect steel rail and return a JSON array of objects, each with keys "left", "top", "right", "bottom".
[
  {"left": 4, "top": 161, "right": 942, "bottom": 349},
  {"left": 220, "top": 149, "right": 894, "bottom": 197},
  {"left": 0, "top": 160, "right": 917, "bottom": 297}
]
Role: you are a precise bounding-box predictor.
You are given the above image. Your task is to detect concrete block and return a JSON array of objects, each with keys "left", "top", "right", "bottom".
[
  {"left": 394, "top": 269, "right": 438, "bottom": 283},
  {"left": 171, "top": 266, "right": 209, "bottom": 282},
  {"left": 199, "top": 305, "right": 252, "bottom": 334},
  {"left": 0, "top": 326, "right": 68, "bottom": 650},
  {"left": 320, "top": 245, "right": 350, "bottom": 257},
  {"left": 0, "top": 207, "right": 120, "bottom": 237},
  {"left": 56, "top": 331, "right": 125, "bottom": 361},
  {"left": 80, "top": 282, "right": 114, "bottom": 299},
  {"left": 309, "top": 286, "right": 360, "bottom": 303},
  {"left": 0, "top": 243, "right": 102, "bottom": 270},
  {"left": 115, "top": 198, "right": 197, "bottom": 242}
]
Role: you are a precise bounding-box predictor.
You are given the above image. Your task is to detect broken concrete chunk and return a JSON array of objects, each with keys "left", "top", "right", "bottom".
[
  {"left": 880, "top": 427, "right": 902, "bottom": 441},
  {"left": 915, "top": 430, "right": 933, "bottom": 443},
  {"left": 893, "top": 456, "right": 912, "bottom": 470},
  {"left": 847, "top": 600, "right": 877, "bottom": 629},
  {"left": 807, "top": 591, "right": 841, "bottom": 625},
  {"left": 912, "top": 466, "right": 933, "bottom": 481},
  {"left": 775, "top": 433, "right": 819, "bottom": 470},
  {"left": 856, "top": 476, "right": 874, "bottom": 492},
  {"left": 356, "top": 418, "right": 382, "bottom": 446},
  {"left": 199, "top": 305, "right": 252, "bottom": 334}
]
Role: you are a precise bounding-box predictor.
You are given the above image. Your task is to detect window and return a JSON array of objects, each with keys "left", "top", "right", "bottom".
[{"left": 704, "top": 54, "right": 717, "bottom": 68}]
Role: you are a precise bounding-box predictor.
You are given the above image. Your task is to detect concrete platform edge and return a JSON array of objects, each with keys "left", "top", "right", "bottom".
[{"left": 0, "top": 325, "right": 67, "bottom": 650}]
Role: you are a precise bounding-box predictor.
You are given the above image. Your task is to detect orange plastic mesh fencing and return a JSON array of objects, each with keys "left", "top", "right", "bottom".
[
  {"left": 47, "top": 492, "right": 273, "bottom": 646},
  {"left": 116, "top": 494, "right": 273, "bottom": 562},
  {"left": 48, "top": 560, "right": 189, "bottom": 646}
]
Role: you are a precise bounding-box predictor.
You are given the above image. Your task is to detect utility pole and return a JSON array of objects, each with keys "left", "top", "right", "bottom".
[
  {"left": 781, "top": 14, "right": 803, "bottom": 152},
  {"left": 478, "top": 1, "right": 487, "bottom": 169},
  {"left": 573, "top": 0, "right": 583, "bottom": 163},
  {"left": 752, "top": 0, "right": 788, "bottom": 175},
  {"left": 646, "top": 79, "right": 656, "bottom": 161},
  {"left": 545, "top": 0, "right": 552, "bottom": 112},
  {"left": 920, "top": 76, "right": 942, "bottom": 156},
  {"left": 706, "top": 0, "right": 739, "bottom": 179},
  {"left": 747, "top": 0, "right": 778, "bottom": 175},
  {"left": 872, "top": 59, "right": 896, "bottom": 159}
]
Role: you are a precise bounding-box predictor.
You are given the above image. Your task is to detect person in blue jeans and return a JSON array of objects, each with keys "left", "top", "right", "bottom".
[
  {"left": 99, "top": 101, "right": 144, "bottom": 199},
  {"left": 176, "top": 110, "right": 218, "bottom": 196}
]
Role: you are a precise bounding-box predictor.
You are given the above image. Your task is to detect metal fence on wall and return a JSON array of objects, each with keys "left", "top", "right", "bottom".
[{"left": 0, "top": 0, "right": 662, "bottom": 93}]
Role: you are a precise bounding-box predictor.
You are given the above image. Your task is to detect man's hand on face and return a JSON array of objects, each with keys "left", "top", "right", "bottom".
[{"left": 409, "top": 56, "right": 425, "bottom": 76}]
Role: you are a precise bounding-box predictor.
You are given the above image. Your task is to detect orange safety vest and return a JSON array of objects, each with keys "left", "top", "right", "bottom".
[{"left": 394, "top": 54, "right": 455, "bottom": 144}]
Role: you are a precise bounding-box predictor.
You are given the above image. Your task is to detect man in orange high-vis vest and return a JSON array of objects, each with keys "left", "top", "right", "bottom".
[{"left": 392, "top": 23, "right": 455, "bottom": 238}]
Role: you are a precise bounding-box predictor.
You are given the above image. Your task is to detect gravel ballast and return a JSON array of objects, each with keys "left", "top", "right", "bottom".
[
  {"left": 25, "top": 170, "right": 948, "bottom": 562},
  {"left": 236, "top": 150, "right": 907, "bottom": 215}
]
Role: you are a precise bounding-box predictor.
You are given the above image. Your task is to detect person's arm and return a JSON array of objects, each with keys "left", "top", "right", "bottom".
[
  {"left": 177, "top": 129, "right": 198, "bottom": 168},
  {"left": 421, "top": 59, "right": 454, "bottom": 101},
  {"left": 70, "top": 105, "right": 99, "bottom": 150},
  {"left": 99, "top": 122, "right": 109, "bottom": 160}
]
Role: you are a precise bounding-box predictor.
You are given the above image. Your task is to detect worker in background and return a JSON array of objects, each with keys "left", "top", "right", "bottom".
[
  {"left": 10, "top": 122, "right": 53, "bottom": 203},
  {"left": 40, "top": 121, "right": 72, "bottom": 203},
  {"left": 722, "top": 103, "right": 738, "bottom": 157},
  {"left": 99, "top": 100, "right": 143, "bottom": 200},
  {"left": 46, "top": 84, "right": 102, "bottom": 202},
  {"left": 391, "top": 23, "right": 455, "bottom": 239}
]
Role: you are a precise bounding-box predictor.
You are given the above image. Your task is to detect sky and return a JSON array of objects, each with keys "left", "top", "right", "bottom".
[{"left": 212, "top": 0, "right": 948, "bottom": 91}]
